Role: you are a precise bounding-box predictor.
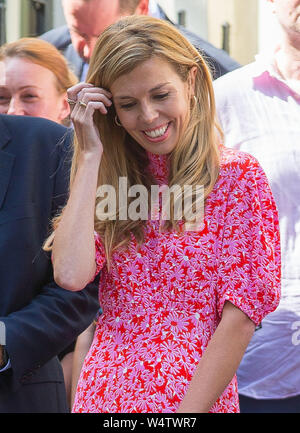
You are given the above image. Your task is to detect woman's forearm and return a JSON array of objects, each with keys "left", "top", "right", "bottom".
[
  {"left": 177, "top": 302, "right": 255, "bottom": 413},
  {"left": 52, "top": 153, "right": 101, "bottom": 291}
]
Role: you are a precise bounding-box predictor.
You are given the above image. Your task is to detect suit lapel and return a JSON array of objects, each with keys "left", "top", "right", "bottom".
[{"left": 0, "top": 116, "right": 15, "bottom": 209}]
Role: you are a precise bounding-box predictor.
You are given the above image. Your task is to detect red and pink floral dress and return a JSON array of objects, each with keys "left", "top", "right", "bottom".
[{"left": 72, "top": 146, "right": 281, "bottom": 413}]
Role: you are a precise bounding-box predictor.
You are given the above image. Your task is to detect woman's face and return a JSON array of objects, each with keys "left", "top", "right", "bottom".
[
  {"left": 111, "top": 56, "right": 196, "bottom": 155},
  {"left": 0, "top": 57, "right": 69, "bottom": 124}
]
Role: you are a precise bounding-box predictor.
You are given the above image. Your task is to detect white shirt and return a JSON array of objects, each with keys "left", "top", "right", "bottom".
[
  {"left": 148, "top": 0, "right": 161, "bottom": 18},
  {"left": 213, "top": 54, "right": 300, "bottom": 399}
]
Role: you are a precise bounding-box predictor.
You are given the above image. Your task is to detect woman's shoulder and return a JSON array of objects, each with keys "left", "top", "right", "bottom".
[{"left": 218, "top": 144, "right": 264, "bottom": 183}]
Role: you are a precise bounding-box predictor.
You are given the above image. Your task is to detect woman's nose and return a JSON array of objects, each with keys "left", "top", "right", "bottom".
[
  {"left": 7, "top": 97, "right": 25, "bottom": 115},
  {"left": 140, "top": 102, "right": 158, "bottom": 124}
]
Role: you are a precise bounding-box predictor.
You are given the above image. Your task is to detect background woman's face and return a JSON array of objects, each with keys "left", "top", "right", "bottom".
[
  {"left": 111, "top": 56, "right": 196, "bottom": 155},
  {"left": 0, "top": 57, "right": 69, "bottom": 124}
]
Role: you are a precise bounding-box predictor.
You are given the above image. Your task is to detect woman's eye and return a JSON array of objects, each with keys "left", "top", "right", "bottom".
[
  {"left": 0, "top": 96, "right": 9, "bottom": 104},
  {"left": 154, "top": 92, "right": 169, "bottom": 100},
  {"left": 119, "top": 93, "right": 169, "bottom": 109},
  {"left": 120, "top": 102, "right": 135, "bottom": 109},
  {"left": 22, "top": 94, "right": 37, "bottom": 100}
]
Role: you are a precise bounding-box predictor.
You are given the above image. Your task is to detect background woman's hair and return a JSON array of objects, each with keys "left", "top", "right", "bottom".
[
  {"left": 0, "top": 37, "right": 77, "bottom": 124},
  {"left": 46, "top": 16, "right": 222, "bottom": 265}
]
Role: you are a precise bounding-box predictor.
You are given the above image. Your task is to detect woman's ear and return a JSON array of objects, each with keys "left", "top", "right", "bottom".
[
  {"left": 58, "top": 94, "right": 71, "bottom": 124},
  {"left": 188, "top": 66, "right": 198, "bottom": 95}
]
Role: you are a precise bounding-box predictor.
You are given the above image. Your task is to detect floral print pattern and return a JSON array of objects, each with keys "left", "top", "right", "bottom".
[{"left": 72, "top": 145, "right": 281, "bottom": 413}]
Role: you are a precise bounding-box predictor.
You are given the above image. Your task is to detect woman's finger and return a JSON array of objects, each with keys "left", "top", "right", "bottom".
[
  {"left": 71, "top": 101, "right": 107, "bottom": 155},
  {"left": 71, "top": 101, "right": 110, "bottom": 126},
  {"left": 82, "top": 100, "right": 110, "bottom": 115},
  {"left": 78, "top": 86, "right": 112, "bottom": 100},
  {"left": 67, "top": 83, "right": 94, "bottom": 113},
  {"left": 67, "top": 82, "right": 93, "bottom": 100},
  {"left": 78, "top": 92, "right": 112, "bottom": 110}
]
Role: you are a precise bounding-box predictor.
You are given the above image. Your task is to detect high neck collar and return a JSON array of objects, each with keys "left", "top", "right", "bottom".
[{"left": 146, "top": 151, "right": 170, "bottom": 185}]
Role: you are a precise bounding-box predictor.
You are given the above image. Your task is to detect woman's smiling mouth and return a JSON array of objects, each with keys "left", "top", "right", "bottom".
[{"left": 142, "top": 122, "right": 171, "bottom": 142}]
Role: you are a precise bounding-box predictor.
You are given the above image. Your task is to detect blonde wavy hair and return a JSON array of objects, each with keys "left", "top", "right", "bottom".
[{"left": 46, "top": 16, "right": 222, "bottom": 263}]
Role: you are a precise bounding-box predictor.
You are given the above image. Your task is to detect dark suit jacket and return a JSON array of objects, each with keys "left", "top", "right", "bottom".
[
  {"left": 40, "top": 7, "right": 240, "bottom": 80},
  {"left": 157, "top": 5, "right": 240, "bottom": 79},
  {"left": 0, "top": 115, "right": 99, "bottom": 413}
]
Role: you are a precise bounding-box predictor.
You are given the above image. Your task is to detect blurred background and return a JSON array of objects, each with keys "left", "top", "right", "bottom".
[{"left": 0, "top": 0, "right": 280, "bottom": 65}]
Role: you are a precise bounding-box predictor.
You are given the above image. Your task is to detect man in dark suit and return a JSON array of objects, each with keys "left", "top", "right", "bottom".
[
  {"left": 0, "top": 114, "right": 99, "bottom": 413},
  {"left": 41, "top": 0, "right": 240, "bottom": 81}
]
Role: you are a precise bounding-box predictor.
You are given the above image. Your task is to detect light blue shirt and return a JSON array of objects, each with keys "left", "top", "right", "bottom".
[{"left": 80, "top": 62, "right": 89, "bottom": 82}]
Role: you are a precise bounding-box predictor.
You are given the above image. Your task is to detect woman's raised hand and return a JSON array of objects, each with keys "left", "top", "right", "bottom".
[
  {"left": 52, "top": 83, "right": 112, "bottom": 291},
  {"left": 67, "top": 83, "right": 112, "bottom": 159}
]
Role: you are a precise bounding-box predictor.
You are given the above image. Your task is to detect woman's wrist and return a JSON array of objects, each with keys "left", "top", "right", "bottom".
[{"left": 78, "top": 150, "right": 102, "bottom": 166}]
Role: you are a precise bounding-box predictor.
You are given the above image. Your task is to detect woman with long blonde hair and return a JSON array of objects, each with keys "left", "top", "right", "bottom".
[{"left": 48, "top": 16, "right": 280, "bottom": 413}]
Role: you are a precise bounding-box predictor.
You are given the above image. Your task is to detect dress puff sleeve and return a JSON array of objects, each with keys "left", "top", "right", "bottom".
[{"left": 216, "top": 153, "right": 281, "bottom": 326}]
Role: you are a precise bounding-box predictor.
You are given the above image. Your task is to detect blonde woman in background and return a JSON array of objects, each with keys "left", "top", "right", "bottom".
[
  {"left": 48, "top": 16, "right": 280, "bottom": 413},
  {"left": 0, "top": 37, "right": 77, "bottom": 126}
]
